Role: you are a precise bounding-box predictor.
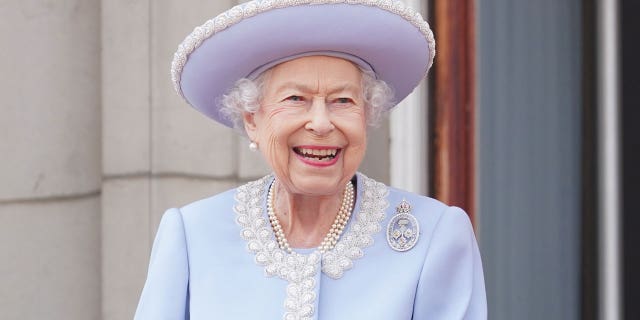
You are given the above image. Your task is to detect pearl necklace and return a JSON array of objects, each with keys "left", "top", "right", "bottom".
[{"left": 267, "top": 180, "right": 355, "bottom": 254}]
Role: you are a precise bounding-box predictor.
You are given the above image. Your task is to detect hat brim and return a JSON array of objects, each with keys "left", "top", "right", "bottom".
[{"left": 175, "top": 2, "right": 434, "bottom": 128}]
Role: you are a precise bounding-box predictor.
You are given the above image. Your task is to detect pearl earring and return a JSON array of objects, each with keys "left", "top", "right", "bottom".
[{"left": 249, "top": 141, "right": 258, "bottom": 151}]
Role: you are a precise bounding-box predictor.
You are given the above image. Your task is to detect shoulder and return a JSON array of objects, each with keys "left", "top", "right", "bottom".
[
  {"left": 178, "top": 175, "right": 272, "bottom": 219},
  {"left": 355, "top": 172, "right": 469, "bottom": 228},
  {"left": 383, "top": 183, "right": 469, "bottom": 228},
  {"left": 386, "top": 186, "right": 448, "bottom": 215},
  {"left": 179, "top": 187, "right": 238, "bottom": 218},
  {"left": 355, "top": 172, "right": 472, "bottom": 248},
  {"left": 164, "top": 175, "right": 271, "bottom": 240},
  {"left": 355, "top": 174, "right": 473, "bottom": 254},
  {"left": 387, "top": 186, "right": 473, "bottom": 242}
]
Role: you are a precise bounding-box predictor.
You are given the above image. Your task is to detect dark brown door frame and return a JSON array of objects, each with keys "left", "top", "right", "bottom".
[{"left": 431, "top": 0, "right": 476, "bottom": 222}]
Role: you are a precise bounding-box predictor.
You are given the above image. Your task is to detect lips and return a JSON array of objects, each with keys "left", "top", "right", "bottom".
[{"left": 293, "top": 146, "right": 341, "bottom": 163}]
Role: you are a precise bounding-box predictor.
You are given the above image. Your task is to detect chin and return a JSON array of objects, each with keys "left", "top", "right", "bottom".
[{"left": 289, "top": 173, "right": 351, "bottom": 197}]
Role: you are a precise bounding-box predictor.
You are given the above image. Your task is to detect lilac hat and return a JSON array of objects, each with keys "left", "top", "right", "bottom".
[{"left": 171, "top": 0, "right": 436, "bottom": 128}]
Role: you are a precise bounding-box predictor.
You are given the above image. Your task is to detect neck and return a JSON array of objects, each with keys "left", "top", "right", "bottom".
[{"left": 273, "top": 181, "right": 345, "bottom": 249}]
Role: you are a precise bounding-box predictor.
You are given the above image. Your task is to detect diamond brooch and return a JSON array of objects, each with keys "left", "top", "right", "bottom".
[{"left": 386, "top": 199, "right": 420, "bottom": 251}]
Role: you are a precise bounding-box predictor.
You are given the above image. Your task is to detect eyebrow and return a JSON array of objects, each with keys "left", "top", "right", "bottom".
[{"left": 274, "top": 82, "right": 361, "bottom": 95}]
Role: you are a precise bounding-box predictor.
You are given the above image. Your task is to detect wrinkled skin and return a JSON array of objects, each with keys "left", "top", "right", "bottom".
[{"left": 243, "top": 56, "right": 367, "bottom": 247}]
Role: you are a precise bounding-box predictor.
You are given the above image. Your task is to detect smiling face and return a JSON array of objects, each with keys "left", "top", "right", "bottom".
[{"left": 243, "top": 56, "right": 367, "bottom": 196}]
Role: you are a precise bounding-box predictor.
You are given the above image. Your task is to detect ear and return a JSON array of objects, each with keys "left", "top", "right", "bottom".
[{"left": 242, "top": 111, "right": 258, "bottom": 142}]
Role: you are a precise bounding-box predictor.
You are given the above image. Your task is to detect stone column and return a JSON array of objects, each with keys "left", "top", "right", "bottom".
[
  {"left": 101, "top": 1, "right": 151, "bottom": 319},
  {"left": 0, "top": 0, "right": 101, "bottom": 319},
  {"left": 101, "top": 1, "right": 250, "bottom": 319}
]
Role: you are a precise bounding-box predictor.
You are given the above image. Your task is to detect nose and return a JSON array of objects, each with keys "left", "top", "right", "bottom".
[{"left": 305, "top": 98, "right": 335, "bottom": 135}]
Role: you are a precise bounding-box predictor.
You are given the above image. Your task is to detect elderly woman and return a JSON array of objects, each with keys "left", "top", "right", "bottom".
[{"left": 135, "top": 1, "right": 486, "bottom": 319}]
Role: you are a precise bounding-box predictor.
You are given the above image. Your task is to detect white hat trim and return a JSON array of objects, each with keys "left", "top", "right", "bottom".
[{"left": 170, "top": 0, "right": 436, "bottom": 99}]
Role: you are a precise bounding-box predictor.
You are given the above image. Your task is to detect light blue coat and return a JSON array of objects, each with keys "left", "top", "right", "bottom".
[{"left": 135, "top": 173, "right": 486, "bottom": 319}]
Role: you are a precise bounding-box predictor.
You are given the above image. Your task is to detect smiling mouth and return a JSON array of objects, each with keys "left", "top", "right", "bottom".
[{"left": 293, "top": 147, "right": 341, "bottom": 162}]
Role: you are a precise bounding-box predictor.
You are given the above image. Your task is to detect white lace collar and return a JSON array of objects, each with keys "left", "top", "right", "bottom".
[{"left": 233, "top": 172, "right": 389, "bottom": 319}]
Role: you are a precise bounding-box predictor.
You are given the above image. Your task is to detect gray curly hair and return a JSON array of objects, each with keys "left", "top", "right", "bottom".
[{"left": 219, "top": 67, "right": 395, "bottom": 133}]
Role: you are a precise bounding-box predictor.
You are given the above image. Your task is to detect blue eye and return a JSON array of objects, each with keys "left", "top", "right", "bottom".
[
  {"left": 286, "top": 95, "right": 303, "bottom": 102},
  {"left": 336, "top": 97, "right": 353, "bottom": 104}
]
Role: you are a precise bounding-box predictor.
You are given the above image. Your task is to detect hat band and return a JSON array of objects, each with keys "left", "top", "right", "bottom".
[{"left": 246, "top": 51, "right": 376, "bottom": 80}]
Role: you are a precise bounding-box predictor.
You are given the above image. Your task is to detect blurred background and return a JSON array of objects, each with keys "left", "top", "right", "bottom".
[{"left": 0, "top": 0, "right": 637, "bottom": 319}]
